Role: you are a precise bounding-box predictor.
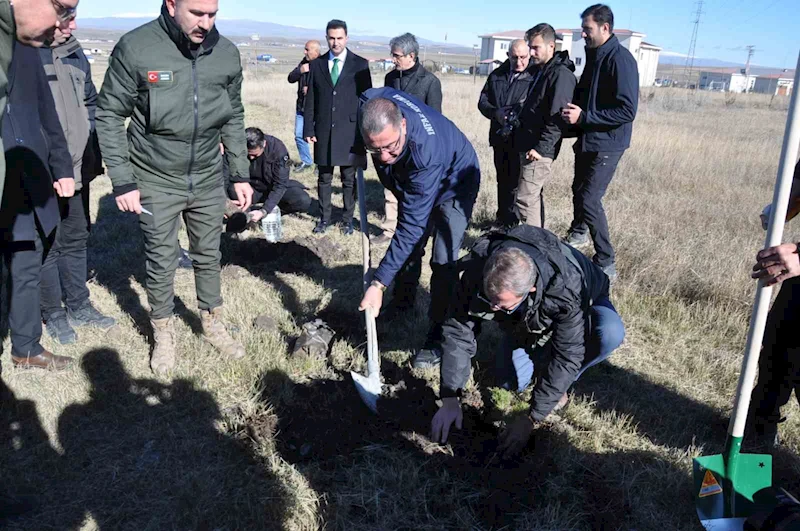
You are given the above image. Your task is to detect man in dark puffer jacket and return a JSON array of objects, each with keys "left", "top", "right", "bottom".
[{"left": 430, "top": 225, "right": 625, "bottom": 458}]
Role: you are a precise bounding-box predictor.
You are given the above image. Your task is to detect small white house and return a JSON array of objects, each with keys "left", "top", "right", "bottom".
[
  {"left": 698, "top": 70, "right": 758, "bottom": 93},
  {"left": 752, "top": 74, "right": 794, "bottom": 96},
  {"left": 478, "top": 28, "right": 661, "bottom": 86}
]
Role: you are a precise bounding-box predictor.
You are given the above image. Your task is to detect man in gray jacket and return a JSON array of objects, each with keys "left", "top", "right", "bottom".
[
  {"left": 39, "top": 25, "right": 116, "bottom": 346},
  {"left": 372, "top": 32, "right": 443, "bottom": 248}
]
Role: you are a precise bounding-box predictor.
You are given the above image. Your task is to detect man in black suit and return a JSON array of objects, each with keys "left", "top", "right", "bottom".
[
  {"left": 304, "top": 19, "right": 372, "bottom": 235},
  {"left": 1, "top": 44, "right": 76, "bottom": 370}
]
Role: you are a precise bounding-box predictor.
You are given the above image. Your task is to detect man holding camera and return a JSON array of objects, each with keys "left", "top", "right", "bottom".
[{"left": 478, "top": 39, "right": 536, "bottom": 228}]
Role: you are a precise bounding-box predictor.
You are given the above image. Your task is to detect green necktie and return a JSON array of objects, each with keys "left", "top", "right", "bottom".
[{"left": 331, "top": 57, "right": 340, "bottom": 85}]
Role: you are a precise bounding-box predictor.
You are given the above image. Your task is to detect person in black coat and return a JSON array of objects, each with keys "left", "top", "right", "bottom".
[
  {"left": 429, "top": 226, "right": 625, "bottom": 457},
  {"left": 372, "top": 32, "right": 443, "bottom": 246},
  {"left": 562, "top": 4, "right": 639, "bottom": 281},
  {"left": 0, "top": 43, "right": 76, "bottom": 371},
  {"left": 478, "top": 40, "right": 538, "bottom": 228},
  {"left": 287, "top": 40, "right": 320, "bottom": 173},
  {"left": 303, "top": 19, "right": 372, "bottom": 235}
]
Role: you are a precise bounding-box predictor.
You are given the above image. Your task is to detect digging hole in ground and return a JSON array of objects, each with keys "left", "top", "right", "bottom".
[{"left": 251, "top": 365, "right": 683, "bottom": 529}]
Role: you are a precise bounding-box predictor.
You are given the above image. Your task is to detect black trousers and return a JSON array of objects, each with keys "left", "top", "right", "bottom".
[
  {"left": 40, "top": 186, "right": 91, "bottom": 320},
  {"left": 393, "top": 194, "right": 476, "bottom": 335},
  {"left": 492, "top": 146, "right": 520, "bottom": 226},
  {"left": 317, "top": 165, "right": 356, "bottom": 223},
  {"left": 253, "top": 182, "right": 312, "bottom": 215},
  {"left": 569, "top": 150, "right": 623, "bottom": 267},
  {"left": 3, "top": 231, "right": 51, "bottom": 357},
  {"left": 751, "top": 276, "right": 800, "bottom": 426}
]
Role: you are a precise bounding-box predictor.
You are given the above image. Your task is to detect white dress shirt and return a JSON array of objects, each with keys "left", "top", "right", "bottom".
[{"left": 328, "top": 48, "right": 348, "bottom": 74}]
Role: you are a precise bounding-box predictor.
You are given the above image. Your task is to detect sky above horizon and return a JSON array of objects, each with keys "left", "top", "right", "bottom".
[{"left": 76, "top": 0, "right": 797, "bottom": 68}]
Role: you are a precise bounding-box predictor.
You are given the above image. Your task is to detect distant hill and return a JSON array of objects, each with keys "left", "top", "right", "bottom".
[
  {"left": 78, "top": 16, "right": 470, "bottom": 51},
  {"left": 659, "top": 54, "right": 743, "bottom": 69},
  {"left": 658, "top": 54, "right": 791, "bottom": 75}
]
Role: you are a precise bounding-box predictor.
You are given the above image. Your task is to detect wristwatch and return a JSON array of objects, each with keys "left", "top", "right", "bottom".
[{"left": 370, "top": 280, "right": 386, "bottom": 292}]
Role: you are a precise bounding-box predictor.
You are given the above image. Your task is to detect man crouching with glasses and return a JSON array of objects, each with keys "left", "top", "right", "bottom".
[
  {"left": 356, "top": 87, "right": 480, "bottom": 368},
  {"left": 431, "top": 224, "right": 625, "bottom": 458}
]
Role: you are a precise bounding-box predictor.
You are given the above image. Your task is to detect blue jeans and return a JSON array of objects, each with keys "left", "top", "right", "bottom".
[
  {"left": 497, "top": 296, "right": 625, "bottom": 393},
  {"left": 294, "top": 113, "right": 313, "bottom": 166}
]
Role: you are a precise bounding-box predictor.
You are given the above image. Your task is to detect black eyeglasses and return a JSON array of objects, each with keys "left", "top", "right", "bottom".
[
  {"left": 477, "top": 292, "right": 526, "bottom": 315},
  {"left": 52, "top": 0, "right": 77, "bottom": 23},
  {"left": 365, "top": 134, "right": 402, "bottom": 155}
]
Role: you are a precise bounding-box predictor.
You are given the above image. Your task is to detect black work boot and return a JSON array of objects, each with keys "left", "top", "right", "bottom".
[
  {"left": 411, "top": 325, "right": 443, "bottom": 369},
  {"left": 68, "top": 301, "right": 117, "bottom": 330},
  {"left": 45, "top": 313, "right": 77, "bottom": 345}
]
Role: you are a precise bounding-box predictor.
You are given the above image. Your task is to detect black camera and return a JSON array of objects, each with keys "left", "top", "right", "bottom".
[{"left": 497, "top": 107, "right": 521, "bottom": 139}]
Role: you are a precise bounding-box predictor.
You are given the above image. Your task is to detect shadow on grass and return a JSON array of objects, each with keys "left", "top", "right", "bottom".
[
  {"left": 220, "top": 235, "right": 434, "bottom": 355},
  {"left": 0, "top": 349, "right": 291, "bottom": 530},
  {"left": 574, "top": 362, "right": 730, "bottom": 450},
  {"left": 257, "top": 361, "right": 698, "bottom": 530},
  {"left": 92, "top": 194, "right": 206, "bottom": 337}
]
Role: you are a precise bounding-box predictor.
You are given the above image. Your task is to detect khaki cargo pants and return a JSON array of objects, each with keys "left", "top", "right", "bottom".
[
  {"left": 138, "top": 185, "right": 225, "bottom": 320},
  {"left": 516, "top": 155, "right": 554, "bottom": 228},
  {"left": 380, "top": 188, "right": 399, "bottom": 237}
]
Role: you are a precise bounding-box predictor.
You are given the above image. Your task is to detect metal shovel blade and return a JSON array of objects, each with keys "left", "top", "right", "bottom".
[
  {"left": 351, "top": 370, "right": 382, "bottom": 414},
  {"left": 693, "top": 453, "right": 772, "bottom": 529}
]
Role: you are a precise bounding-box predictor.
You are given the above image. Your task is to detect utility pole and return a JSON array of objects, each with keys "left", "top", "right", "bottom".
[
  {"left": 683, "top": 0, "right": 704, "bottom": 88},
  {"left": 744, "top": 45, "right": 756, "bottom": 93},
  {"left": 473, "top": 45, "right": 479, "bottom": 84}
]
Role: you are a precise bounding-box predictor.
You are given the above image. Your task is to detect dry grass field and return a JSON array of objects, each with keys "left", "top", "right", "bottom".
[{"left": 1, "top": 69, "right": 799, "bottom": 530}]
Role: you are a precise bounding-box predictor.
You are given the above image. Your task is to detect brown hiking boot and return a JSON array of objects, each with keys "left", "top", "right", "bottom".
[
  {"left": 201, "top": 307, "right": 245, "bottom": 359},
  {"left": 150, "top": 316, "right": 177, "bottom": 376}
]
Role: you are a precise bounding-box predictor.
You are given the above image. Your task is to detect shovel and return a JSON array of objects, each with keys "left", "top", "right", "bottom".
[
  {"left": 351, "top": 167, "right": 383, "bottom": 413},
  {"left": 693, "top": 52, "right": 800, "bottom": 530}
]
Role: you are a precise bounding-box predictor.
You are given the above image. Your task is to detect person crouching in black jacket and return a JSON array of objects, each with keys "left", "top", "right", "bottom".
[
  {"left": 516, "top": 24, "right": 576, "bottom": 228},
  {"left": 430, "top": 225, "right": 625, "bottom": 458},
  {"left": 224, "top": 127, "right": 313, "bottom": 225}
]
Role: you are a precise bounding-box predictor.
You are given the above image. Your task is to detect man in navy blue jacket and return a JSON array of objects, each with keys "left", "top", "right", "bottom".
[
  {"left": 562, "top": 4, "right": 638, "bottom": 282},
  {"left": 357, "top": 87, "right": 480, "bottom": 366}
]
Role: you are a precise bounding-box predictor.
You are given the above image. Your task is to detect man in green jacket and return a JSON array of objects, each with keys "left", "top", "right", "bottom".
[{"left": 96, "top": 0, "right": 253, "bottom": 376}]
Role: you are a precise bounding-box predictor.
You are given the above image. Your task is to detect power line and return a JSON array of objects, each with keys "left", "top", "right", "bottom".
[{"left": 683, "top": 0, "right": 705, "bottom": 86}]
